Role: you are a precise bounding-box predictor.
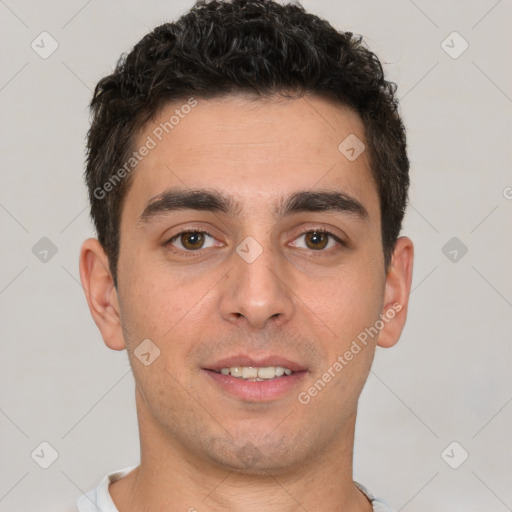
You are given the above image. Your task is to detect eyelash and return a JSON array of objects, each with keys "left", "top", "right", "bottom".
[{"left": 165, "top": 228, "right": 346, "bottom": 258}]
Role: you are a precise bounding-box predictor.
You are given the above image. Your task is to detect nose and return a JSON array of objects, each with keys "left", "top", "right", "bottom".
[{"left": 219, "top": 239, "right": 295, "bottom": 331}]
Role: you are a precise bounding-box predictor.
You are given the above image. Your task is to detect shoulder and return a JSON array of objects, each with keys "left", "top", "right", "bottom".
[
  {"left": 354, "top": 481, "right": 396, "bottom": 512},
  {"left": 76, "top": 465, "right": 138, "bottom": 512}
]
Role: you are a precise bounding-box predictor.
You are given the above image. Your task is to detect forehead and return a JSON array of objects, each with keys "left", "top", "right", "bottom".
[{"left": 123, "top": 94, "right": 379, "bottom": 221}]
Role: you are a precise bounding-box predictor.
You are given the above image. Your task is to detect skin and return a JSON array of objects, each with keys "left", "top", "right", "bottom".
[{"left": 80, "top": 94, "right": 413, "bottom": 512}]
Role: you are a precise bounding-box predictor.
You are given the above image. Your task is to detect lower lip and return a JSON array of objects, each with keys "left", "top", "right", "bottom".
[{"left": 203, "top": 369, "right": 307, "bottom": 402}]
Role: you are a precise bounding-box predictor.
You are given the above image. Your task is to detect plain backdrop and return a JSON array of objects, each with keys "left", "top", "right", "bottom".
[{"left": 1, "top": 1, "right": 511, "bottom": 511}]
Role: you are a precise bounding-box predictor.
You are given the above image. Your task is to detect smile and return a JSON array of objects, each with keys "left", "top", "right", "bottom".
[{"left": 215, "top": 366, "right": 294, "bottom": 380}]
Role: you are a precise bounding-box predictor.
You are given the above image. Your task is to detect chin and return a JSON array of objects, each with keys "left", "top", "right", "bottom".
[{"left": 204, "top": 431, "right": 310, "bottom": 475}]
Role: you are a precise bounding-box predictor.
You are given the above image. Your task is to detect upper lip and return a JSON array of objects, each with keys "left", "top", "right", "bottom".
[{"left": 204, "top": 355, "right": 307, "bottom": 372}]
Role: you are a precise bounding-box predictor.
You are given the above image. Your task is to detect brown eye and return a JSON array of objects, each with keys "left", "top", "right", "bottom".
[
  {"left": 181, "top": 232, "right": 205, "bottom": 250},
  {"left": 168, "top": 230, "right": 217, "bottom": 252},
  {"left": 304, "top": 231, "right": 330, "bottom": 250},
  {"left": 290, "top": 229, "right": 344, "bottom": 252}
]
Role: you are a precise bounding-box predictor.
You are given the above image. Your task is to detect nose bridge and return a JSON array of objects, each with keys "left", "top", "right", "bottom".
[{"left": 220, "top": 233, "right": 294, "bottom": 329}]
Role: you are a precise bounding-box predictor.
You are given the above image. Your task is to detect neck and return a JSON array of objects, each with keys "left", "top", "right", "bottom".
[{"left": 109, "top": 387, "right": 373, "bottom": 512}]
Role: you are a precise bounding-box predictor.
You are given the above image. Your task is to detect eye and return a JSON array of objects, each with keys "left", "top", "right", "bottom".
[
  {"left": 165, "top": 228, "right": 345, "bottom": 256},
  {"left": 167, "top": 230, "right": 219, "bottom": 252},
  {"left": 290, "top": 229, "right": 344, "bottom": 251}
]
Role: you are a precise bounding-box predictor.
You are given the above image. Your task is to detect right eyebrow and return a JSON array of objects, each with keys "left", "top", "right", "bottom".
[{"left": 139, "top": 188, "right": 242, "bottom": 224}]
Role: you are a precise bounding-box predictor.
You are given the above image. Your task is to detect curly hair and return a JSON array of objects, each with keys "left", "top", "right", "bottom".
[{"left": 85, "top": 0, "right": 409, "bottom": 288}]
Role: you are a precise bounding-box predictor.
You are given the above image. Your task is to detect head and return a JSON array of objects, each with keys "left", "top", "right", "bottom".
[
  {"left": 80, "top": 0, "right": 413, "bottom": 475},
  {"left": 85, "top": 0, "right": 409, "bottom": 288}
]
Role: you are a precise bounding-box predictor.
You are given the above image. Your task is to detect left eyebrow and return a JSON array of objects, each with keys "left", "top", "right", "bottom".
[
  {"left": 276, "top": 190, "right": 368, "bottom": 221},
  {"left": 138, "top": 187, "right": 369, "bottom": 224}
]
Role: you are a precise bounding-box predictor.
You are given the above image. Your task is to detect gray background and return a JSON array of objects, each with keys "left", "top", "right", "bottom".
[{"left": 1, "top": 0, "right": 511, "bottom": 510}]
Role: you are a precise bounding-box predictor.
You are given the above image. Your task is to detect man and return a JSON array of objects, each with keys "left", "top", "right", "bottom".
[{"left": 78, "top": 0, "right": 413, "bottom": 510}]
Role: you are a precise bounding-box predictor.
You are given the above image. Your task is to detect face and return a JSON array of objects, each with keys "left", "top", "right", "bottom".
[{"left": 82, "top": 94, "right": 413, "bottom": 475}]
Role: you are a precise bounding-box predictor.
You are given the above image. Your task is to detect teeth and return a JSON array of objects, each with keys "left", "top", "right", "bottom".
[
  {"left": 218, "top": 366, "right": 294, "bottom": 380},
  {"left": 257, "top": 367, "right": 276, "bottom": 379},
  {"left": 230, "top": 367, "right": 243, "bottom": 377},
  {"left": 241, "top": 367, "right": 258, "bottom": 379}
]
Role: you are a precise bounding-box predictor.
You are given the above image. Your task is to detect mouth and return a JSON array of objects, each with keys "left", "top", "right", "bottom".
[
  {"left": 216, "top": 365, "right": 295, "bottom": 380},
  {"left": 202, "top": 356, "right": 307, "bottom": 401}
]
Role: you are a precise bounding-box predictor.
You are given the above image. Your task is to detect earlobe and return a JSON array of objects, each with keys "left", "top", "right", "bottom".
[
  {"left": 377, "top": 236, "right": 414, "bottom": 349},
  {"left": 79, "top": 238, "right": 126, "bottom": 351}
]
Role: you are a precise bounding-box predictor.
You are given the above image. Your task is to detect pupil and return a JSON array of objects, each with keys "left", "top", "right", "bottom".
[
  {"left": 307, "top": 231, "right": 327, "bottom": 250},
  {"left": 184, "top": 232, "right": 203, "bottom": 249}
]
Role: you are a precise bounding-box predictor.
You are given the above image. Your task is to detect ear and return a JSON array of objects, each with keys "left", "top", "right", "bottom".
[
  {"left": 377, "top": 236, "right": 414, "bottom": 348},
  {"left": 79, "top": 238, "right": 126, "bottom": 351}
]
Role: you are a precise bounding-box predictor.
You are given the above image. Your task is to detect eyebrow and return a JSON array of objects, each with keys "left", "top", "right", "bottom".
[{"left": 138, "top": 187, "right": 369, "bottom": 224}]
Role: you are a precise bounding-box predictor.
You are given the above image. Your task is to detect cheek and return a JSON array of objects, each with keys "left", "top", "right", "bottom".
[
  {"left": 118, "top": 254, "right": 196, "bottom": 337},
  {"left": 117, "top": 268, "right": 197, "bottom": 413},
  {"left": 303, "top": 273, "right": 383, "bottom": 408},
  {"left": 304, "top": 263, "right": 384, "bottom": 344},
  {"left": 118, "top": 260, "right": 219, "bottom": 385}
]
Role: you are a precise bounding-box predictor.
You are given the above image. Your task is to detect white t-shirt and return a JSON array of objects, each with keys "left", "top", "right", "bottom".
[{"left": 77, "top": 465, "right": 395, "bottom": 512}]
